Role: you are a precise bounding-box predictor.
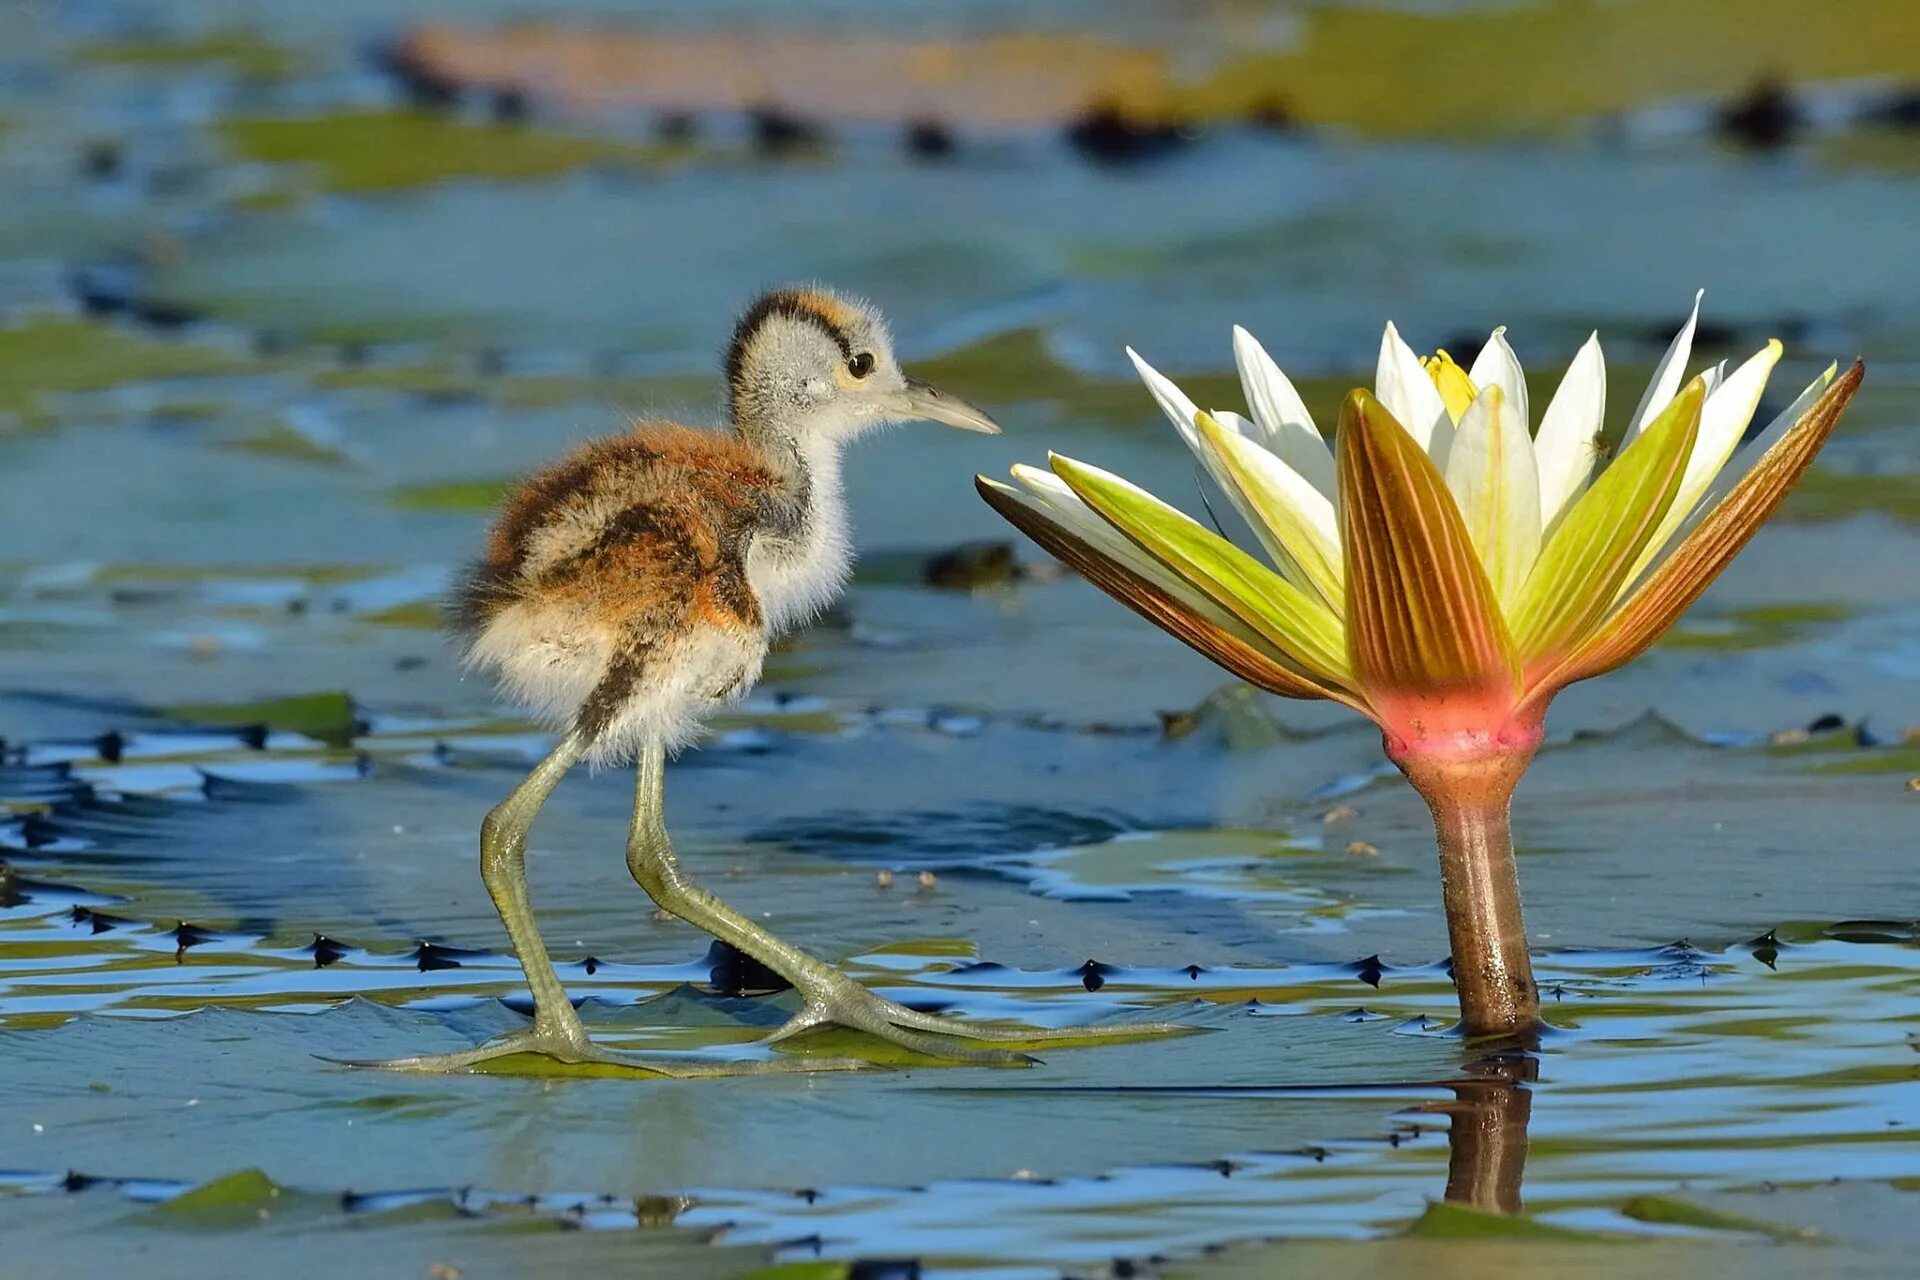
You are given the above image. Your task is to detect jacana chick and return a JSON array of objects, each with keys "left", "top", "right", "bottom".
[{"left": 363, "top": 288, "right": 1078, "bottom": 1075}]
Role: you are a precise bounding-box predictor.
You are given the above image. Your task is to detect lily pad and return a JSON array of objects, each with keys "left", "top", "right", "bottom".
[{"left": 159, "top": 691, "right": 360, "bottom": 746}]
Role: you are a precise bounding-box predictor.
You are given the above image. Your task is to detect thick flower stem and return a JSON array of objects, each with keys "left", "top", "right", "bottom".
[{"left": 1396, "top": 747, "right": 1541, "bottom": 1040}]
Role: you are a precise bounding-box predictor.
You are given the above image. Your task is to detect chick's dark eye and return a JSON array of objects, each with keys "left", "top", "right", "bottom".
[{"left": 847, "top": 352, "right": 875, "bottom": 379}]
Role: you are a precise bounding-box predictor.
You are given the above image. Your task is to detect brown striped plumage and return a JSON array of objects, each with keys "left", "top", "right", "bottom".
[
  {"left": 449, "top": 286, "right": 999, "bottom": 765},
  {"left": 456, "top": 424, "right": 781, "bottom": 639},
  {"left": 454, "top": 424, "right": 794, "bottom": 752}
]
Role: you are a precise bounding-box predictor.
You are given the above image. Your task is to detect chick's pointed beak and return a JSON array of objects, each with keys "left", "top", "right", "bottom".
[{"left": 891, "top": 375, "right": 1002, "bottom": 434}]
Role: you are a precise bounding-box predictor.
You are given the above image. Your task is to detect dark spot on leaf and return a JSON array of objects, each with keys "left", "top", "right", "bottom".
[
  {"left": 172, "top": 921, "right": 215, "bottom": 960},
  {"left": 412, "top": 941, "right": 466, "bottom": 972}
]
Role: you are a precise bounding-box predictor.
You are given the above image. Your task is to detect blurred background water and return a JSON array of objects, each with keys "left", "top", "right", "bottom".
[{"left": 2, "top": 2, "right": 1919, "bottom": 1277}]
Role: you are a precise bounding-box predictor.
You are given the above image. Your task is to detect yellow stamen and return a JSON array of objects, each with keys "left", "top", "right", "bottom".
[{"left": 1423, "top": 350, "right": 1478, "bottom": 423}]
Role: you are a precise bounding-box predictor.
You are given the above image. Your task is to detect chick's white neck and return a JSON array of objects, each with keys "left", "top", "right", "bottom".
[{"left": 747, "top": 430, "right": 853, "bottom": 636}]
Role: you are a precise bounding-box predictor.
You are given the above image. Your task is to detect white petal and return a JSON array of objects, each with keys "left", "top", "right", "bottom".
[
  {"left": 1232, "top": 326, "right": 1322, "bottom": 440},
  {"left": 1678, "top": 342, "right": 1782, "bottom": 503},
  {"left": 1444, "top": 384, "right": 1542, "bottom": 609},
  {"left": 1629, "top": 289, "right": 1703, "bottom": 437},
  {"left": 1620, "top": 340, "right": 1781, "bottom": 589},
  {"left": 1197, "top": 416, "right": 1343, "bottom": 609},
  {"left": 1232, "top": 326, "right": 1337, "bottom": 498},
  {"left": 1374, "top": 321, "right": 1454, "bottom": 463},
  {"left": 1614, "top": 360, "right": 1835, "bottom": 599},
  {"left": 1128, "top": 348, "right": 1321, "bottom": 592},
  {"left": 1128, "top": 347, "right": 1205, "bottom": 451},
  {"left": 1466, "top": 327, "right": 1529, "bottom": 433},
  {"left": 1533, "top": 332, "right": 1607, "bottom": 528}
]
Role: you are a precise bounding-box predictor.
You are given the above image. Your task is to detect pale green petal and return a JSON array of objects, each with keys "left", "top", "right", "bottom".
[
  {"left": 1466, "top": 327, "right": 1529, "bottom": 433},
  {"left": 1050, "top": 454, "right": 1350, "bottom": 683},
  {"left": 1618, "top": 359, "right": 1834, "bottom": 596},
  {"left": 1621, "top": 341, "right": 1780, "bottom": 589},
  {"left": 1533, "top": 331, "right": 1606, "bottom": 528},
  {"left": 1232, "top": 325, "right": 1336, "bottom": 496},
  {"left": 1533, "top": 363, "right": 1861, "bottom": 701},
  {"left": 1207, "top": 409, "right": 1268, "bottom": 447},
  {"left": 1375, "top": 321, "right": 1455, "bottom": 463},
  {"left": 1444, "top": 384, "right": 1542, "bottom": 610},
  {"left": 1629, "top": 289, "right": 1703, "bottom": 437},
  {"left": 1196, "top": 412, "right": 1343, "bottom": 610},
  {"left": 980, "top": 473, "right": 1348, "bottom": 702},
  {"left": 1712, "top": 363, "right": 1840, "bottom": 498},
  {"left": 1512, "top": 380, "right": 1703, "bottom": 667},
  {"left": 999, "top": 467, "right": 1254, "bottom": 631}
]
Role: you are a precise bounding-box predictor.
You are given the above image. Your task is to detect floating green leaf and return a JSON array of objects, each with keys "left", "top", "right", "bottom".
[
  {"left": 1404, "top": 1201, "right": 1622, "bottom": 1242},
  {"left": 1620, "top": 1194, "right": 1822, "bottom": 1242},
  {"left": 161, "top": 691, "right": 361, "bottom": 747}
]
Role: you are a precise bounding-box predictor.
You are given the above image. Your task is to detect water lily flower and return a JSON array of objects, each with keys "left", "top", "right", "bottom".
[{"left": 978, "top": 295, "right": 1862, "bottom": 1038}]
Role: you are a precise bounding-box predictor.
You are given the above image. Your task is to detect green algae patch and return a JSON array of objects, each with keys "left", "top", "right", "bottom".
[
  {"left": 161, "top": 691, "right": 360, "bottom": 746},
  {"left": 1782, "top": 469, "right": 1920, "bottom": 524},
  {"left": 391, "top": 477, "right": 513, "bottom": 512},
  {"left": 219, "top": 111, "right": 668, "bottom": 194},
  {"left": 77, "top": 29, "right": 302, "bottom": 80},
  {"left": 220, "top": 424, "right": 351, "bottom": 465},
  {"left": 1660, "top": 602, "right": 1853, "bottom": 652},
  {"left": 1176, "top": 0, "right": 1920, "bottom": 138},
  {"left": 1404, "top": 1201, "right": 1623, "bottom": 1242},
  {"left": 910, "top": 326, "right": 1353, "bottom": 428},
  {"left": 361, "top": 601, "right": 445, "bottom": 629},
  {"left": 0, "top": 317, "right": 254, "bottom": 428},
  {"left": 141, "top": 1168, "right": 285, "bottom": 1228},
  {"left": 1620, "top": 1193, "right": 1823, "bottom": 1242},
  {"left": 91, "top": 562, "right": 379, "bottom": 587},
  {"left": 1810, "top": 743, "right": 1920, "bottom": 776}
]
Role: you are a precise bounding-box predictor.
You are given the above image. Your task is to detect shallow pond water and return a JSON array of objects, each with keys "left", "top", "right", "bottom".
[{"left": 3, "top": 2, "right": 1920, "bottom": 1277}]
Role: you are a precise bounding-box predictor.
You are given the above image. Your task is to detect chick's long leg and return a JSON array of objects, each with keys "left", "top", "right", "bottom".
[
  {"left": 627, "top": 741, "right": 1123, "bottom": 1064},
  {"left": 337, "top": 732, "right": 862, "bottom": 1077}
]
